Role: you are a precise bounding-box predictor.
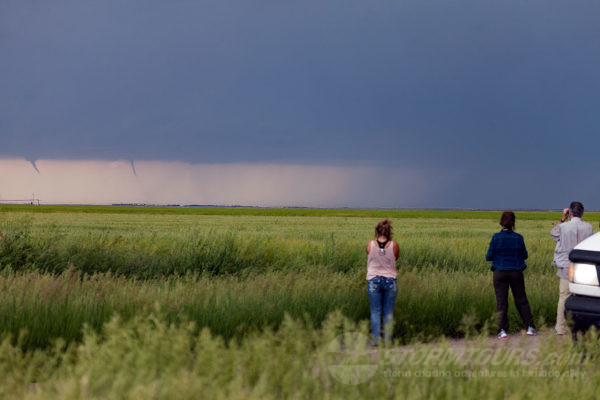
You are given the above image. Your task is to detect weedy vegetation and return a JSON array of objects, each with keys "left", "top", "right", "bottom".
[{"left": 0, "top": 206, "right": 598, "bottom": 398}]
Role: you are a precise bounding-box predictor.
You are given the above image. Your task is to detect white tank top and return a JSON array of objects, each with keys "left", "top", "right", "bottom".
[{"left": 366, "top": 240, "right": 397, "bottom": 280}]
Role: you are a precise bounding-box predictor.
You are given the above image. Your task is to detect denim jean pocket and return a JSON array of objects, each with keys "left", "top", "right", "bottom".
[
  {"left": 367, "top": 277, "right": 381, "bottom": 293},
  {"left": 385, "top": 278, "right": 397, "bottom": 292}
]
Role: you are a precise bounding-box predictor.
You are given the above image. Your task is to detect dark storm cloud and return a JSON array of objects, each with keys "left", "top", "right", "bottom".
[{"left": 1, "top": 0, "right": 599, "bottom": 208}]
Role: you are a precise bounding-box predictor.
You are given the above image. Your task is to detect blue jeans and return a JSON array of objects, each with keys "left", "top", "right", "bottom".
[{"left": 367, "top": 276, "right": 397, "bottom": 345}]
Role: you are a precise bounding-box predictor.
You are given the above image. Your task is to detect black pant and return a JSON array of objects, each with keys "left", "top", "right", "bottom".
[{"left": 492, "top": 270, "right": 534, "bottom": 331}]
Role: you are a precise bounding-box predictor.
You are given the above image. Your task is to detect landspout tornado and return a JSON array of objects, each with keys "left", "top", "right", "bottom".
[
  {"left": 129, "top": 160, "right": 137, "bottom": 176},
  {"left": 26, "top": 158, "right": 40, "bottom": 174}
]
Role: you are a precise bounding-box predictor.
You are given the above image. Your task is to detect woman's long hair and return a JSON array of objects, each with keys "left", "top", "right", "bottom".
[{"left": 500, "top": 211, "right": 516, "bottom": 232}]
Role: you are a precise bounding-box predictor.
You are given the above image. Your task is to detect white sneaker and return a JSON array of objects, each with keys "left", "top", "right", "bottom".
[
  {"left": 498, "top": 329, "right": 508, "bottom": 339},
  {"left": 526, "top": 326, "right": 537, "bottom": 336}
]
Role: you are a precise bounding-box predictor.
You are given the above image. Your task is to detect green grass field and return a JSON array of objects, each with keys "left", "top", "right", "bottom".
[
  {"left": 3, "top": 204, "right": 600, "bottom": 221},
  {"left": 0, "top": 206, "right": 598, "bottom": 398}
]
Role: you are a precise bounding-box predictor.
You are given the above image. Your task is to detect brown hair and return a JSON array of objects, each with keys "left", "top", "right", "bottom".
[
  {"left": 375, "top": 219, "right": 393, "bottom": 240},
  {"left": 499, "top": 211, "right": 516, "bottom": 231}
]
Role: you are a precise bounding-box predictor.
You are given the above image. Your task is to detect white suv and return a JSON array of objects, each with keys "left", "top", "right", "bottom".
[{"left": 566, "top": 232, "right": 600, "bottom": 332}]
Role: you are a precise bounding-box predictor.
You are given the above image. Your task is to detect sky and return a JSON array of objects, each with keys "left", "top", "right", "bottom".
[{"left": 1, "top": 0, "right": 599, "bottom": 208}]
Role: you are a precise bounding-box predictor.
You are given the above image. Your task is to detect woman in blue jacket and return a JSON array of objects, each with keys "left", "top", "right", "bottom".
[{"left": 486, "top": 211, "right": 536, "bottom": 339}]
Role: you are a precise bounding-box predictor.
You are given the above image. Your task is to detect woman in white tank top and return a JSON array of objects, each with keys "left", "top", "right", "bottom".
[{"left": 366, "top": 219, "right": 399, "bottom": 346}]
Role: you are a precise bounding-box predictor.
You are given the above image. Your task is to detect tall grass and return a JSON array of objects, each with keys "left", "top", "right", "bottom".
[
  {"left": 0, "top": 267, "right": 558, "bottom": 351},
  {"left": 0, "top": 213, "right": 577, "bottom": 277},
  {"left": 0, "top": 311, "right": 598, "bottom": 399},
  {"left": 0, "top": 209, "right": 594, "bottom": 397},
  {"left": 0, "top": 211, "right": 588, "bottom": 349}
]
